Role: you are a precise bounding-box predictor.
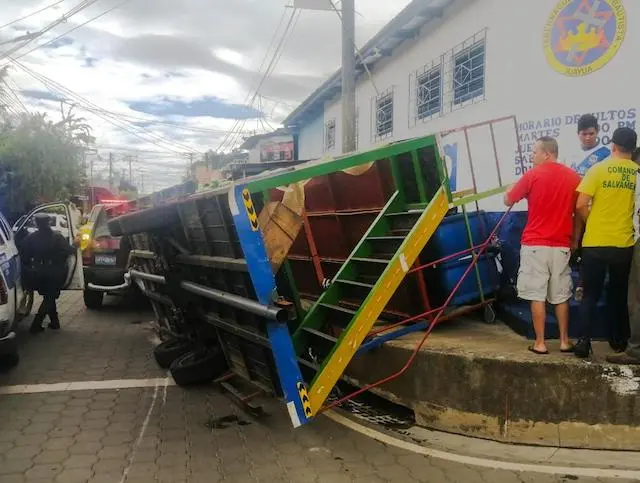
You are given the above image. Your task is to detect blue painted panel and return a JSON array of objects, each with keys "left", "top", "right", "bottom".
[{"left": 228, "top": 184, "right": 310, "bottom": 427}]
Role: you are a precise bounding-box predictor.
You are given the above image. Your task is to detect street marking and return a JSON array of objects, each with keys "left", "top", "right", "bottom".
[
  {"left": 326, "top": 411, "right": 640, "bottom": 479},
  {"left": 0, "top": 378, "right": 174, "bottom": 395},
  {"left": 119, "top": 380, "right": 160, "bottom": 483}
]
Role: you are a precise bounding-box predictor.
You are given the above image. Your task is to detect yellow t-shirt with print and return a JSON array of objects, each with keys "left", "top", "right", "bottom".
[{"left": 578, "top": 157, "right": 638, "bottom": 248}]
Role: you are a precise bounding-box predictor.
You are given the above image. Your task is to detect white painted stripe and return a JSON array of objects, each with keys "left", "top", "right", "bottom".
[
  {"left": 398, "top": 253, "right": 409, "bottom": 273},
  {"left": 228, "top": 185, "right": 239, "bottom": 215},
  {"left": 0, "top": 378, "right": 175, "bottom": 395},
  {"left": 287, "top": 401, "right": 301, "bottom": 428},
  {"left": 325, "top": 411, "right": 640, "bottom": 479}
]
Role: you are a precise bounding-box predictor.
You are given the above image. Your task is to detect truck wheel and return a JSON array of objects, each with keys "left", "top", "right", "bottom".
[
  {"left": 154, "top": 338, "right": 194, "bottom": 369},
  {"left": 83, "top": 290, "right": 104, "bottom": 310},
  {"left": 169, "top": 347, "right": 227, "bottom": 387},
  {"left": 108, "top": 204, "right": 180, "bottom": 237}
]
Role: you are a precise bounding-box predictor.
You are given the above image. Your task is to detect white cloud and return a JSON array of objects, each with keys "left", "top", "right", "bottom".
[{"left": 0, "top": 0, "right": 412, "bottom": 189}]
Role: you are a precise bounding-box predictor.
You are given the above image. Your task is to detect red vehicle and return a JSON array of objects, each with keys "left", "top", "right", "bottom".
[{"left": 80, "top": 203, "right": 133, "bottom": 309}]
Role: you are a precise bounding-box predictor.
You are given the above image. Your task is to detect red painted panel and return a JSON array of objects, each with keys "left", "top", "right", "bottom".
[
  {"left": 329, "top": 167, "right": 386, "bottom": 211},
  {"left": 307, "top": 217, "right": 348, "bottom": 259}
]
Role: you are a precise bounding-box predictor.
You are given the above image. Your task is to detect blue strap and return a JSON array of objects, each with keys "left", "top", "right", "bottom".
[{"left": 572, "top": 146, "right": 610, "bottom": 176}]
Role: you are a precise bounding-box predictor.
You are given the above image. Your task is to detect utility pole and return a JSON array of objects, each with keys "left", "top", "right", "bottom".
[
  {"left": 341, "top": 0, "right": 357, "bottom": 154},
  {"left": 108, "top": 152, "right": 113, "bottom": 191},
  {"left": 128, "top": 156, "right": 133, "bottom": 184}
]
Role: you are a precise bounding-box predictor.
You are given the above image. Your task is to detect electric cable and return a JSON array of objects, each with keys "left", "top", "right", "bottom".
[{"left": 0, "top": 0, "right": 67, "bottom": 31}]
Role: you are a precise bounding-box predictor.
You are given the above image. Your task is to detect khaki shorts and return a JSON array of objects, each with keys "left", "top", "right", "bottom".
[{"left": 517, "top": 246, "right": 573, "bottom": 304}]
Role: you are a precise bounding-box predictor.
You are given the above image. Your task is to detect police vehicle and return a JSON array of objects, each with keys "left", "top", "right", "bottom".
[{"left": 0, "top": 202, "right": 84, "bottom": 367}]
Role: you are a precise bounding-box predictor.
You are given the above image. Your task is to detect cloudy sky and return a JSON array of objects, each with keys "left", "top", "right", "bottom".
[{"left": 0, "top": 0, "right": 411, "bottom": 191}]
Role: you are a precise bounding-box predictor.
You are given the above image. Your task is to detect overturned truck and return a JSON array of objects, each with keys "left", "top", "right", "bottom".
[{"left": 106, "top": 117, "right": 521, "bottom": 426}]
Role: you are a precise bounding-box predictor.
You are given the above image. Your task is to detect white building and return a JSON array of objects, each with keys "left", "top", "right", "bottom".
[{"left": 285, "top": 0, "right": 635, "bottom": 183}]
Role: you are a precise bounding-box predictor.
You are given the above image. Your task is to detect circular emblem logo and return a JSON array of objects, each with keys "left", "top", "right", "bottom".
[{"left": 543, "top": 0, "right": 626, "bottom": 77}]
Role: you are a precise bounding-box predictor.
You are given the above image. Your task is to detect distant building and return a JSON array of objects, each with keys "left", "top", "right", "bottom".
[
  {"left": 190, "top": 151, "right": 249, "bottom": 191},
  {"left": 240, "top": 128, "right": 294, "bottom": 163}
]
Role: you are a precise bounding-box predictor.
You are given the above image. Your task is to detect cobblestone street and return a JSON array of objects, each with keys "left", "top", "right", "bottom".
[{"left": 0, "top": 293, "right": 635, "bottom": 483}]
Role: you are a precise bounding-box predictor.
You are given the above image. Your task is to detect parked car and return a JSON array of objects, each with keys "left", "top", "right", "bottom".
[
  {"left": 80, "top": 203, "right": 132, "bottom": 309},
  {"left": 0, "top": 202, "right": 84, "bottom": 366}
]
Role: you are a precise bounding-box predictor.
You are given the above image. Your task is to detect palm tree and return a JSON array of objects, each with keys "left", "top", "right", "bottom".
[{"left": 55, "top": 102, "right": 95, "bottom": 146}]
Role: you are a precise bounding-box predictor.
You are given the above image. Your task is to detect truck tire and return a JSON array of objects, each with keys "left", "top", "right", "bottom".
[
  {"left": 84, "top": 290, "right": 104, "bottom": 310},
  {"left": 153, "top": 338, "right": 194, "bottom": 369},
  {"left": 169, "top": 347, "right": 227, "bottom": 387},
  {"left": 108, "top": 204, "right": 180, "bottom": 237}
]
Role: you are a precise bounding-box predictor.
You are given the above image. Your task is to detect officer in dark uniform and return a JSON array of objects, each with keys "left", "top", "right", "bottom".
[{"left": 20, "top": 213, "right": 76, "bottom": 333}]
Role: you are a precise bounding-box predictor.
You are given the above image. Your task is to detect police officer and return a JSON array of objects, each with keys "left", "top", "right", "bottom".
[{"left": 20, "top": 213, "right": 76, "bottom": 333}]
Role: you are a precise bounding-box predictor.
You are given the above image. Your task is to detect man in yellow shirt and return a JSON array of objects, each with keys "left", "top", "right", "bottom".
[{"left": 574, "top": 127, "right": 638, "bottom": 358}]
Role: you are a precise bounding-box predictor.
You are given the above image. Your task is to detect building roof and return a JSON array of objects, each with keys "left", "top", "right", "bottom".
[
  {"left": 283, "top": 0, "right": 457, "bottom": 129},
  {"left": 240, "top": 128, "right": 291, "bottom": 150}
]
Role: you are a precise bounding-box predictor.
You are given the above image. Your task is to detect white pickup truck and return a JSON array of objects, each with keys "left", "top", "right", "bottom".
[{"left": 0, "top": 202, "right": 84, "bottom": 367}]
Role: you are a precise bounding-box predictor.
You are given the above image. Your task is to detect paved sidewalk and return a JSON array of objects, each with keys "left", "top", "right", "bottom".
[{"left": 0, "top": 293, "right": 635, "bottom": 482}]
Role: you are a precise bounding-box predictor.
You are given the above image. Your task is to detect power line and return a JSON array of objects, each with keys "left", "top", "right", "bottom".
[
  {"left": 94, "top": 145, "right": 193, "bottom": 155},
  {"left": 2, "top": 1, "right": 199, "bottom": 155},
  {"left": 216, "top": 7, "right": 296, "bottom": 152},
  {"left": 3, "top": 77, "right": 30, "bottom": 113},
  {"left": 0, "top": 80, "right": 29, "bottom": 114},
  {"left": 222, "top": 8, "right": 301, "bottom": 152},
  {"left": 0, "top": 0, "right": 102, "bottom": 62},
  {"left": 5, "top": 0, "right": 135, "bottom": 65},
  {"left": 0, "top": 0, "right": 67, "bottom": 31},
  {"left": 9, "top": 58, "right": 200, "bottom": 154},
  {"left": 80, "top": 106, "right": 255, "bottom": 135}
]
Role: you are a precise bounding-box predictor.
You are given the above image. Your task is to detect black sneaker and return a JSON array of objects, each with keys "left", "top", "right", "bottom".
[{"left": 574, "top": 337, "right": 592, "bottom": 359}]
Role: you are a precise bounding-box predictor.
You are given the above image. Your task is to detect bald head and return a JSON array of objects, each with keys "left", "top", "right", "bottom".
[{"left": 532, "top": 136, "right": 558, "bottom": 166}]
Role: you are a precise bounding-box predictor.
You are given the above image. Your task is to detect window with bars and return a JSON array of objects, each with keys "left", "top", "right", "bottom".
[
  {"left": 453, "top": 40, "right": 485, "bottom": 105},
  {"left": 324, "top": 118, "right": 336, "bottom": 151},
  {"left": 375, "top": 91, "right": 394, "bottom": 139},
  {"left": 416, "top": 64, "right": 442, "bottom": 120}
]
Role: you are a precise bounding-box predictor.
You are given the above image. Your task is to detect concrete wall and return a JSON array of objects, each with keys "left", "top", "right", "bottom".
[{"left": 298, "top": 0, "right": 636, "bottom": 200}]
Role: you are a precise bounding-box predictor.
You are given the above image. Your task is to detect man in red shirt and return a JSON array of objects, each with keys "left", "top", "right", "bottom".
[{"left": 505, "top": 137, "right": 581, "bottom": 354}]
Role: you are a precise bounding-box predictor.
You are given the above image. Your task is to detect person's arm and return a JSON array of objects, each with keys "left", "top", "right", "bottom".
[
  {"left": 504, "top": 172, "right": 531, "bottom": 207},
  {"left": 571, "top": 193, "right": 585, "bottom": 251},
  {"left": 576, "top": 193, "right": 592, "bottom": 223},
  {"left": 576, "top": 167, "right": 598, "bottom": 223},
  {"left": 54, "top": 233, "right": 75, "bottom": 258}
]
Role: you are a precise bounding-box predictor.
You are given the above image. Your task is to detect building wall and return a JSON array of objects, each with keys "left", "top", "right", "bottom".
[
  {"left": 299, "top": 0, "right": 636, "bottom": 202},
  {"left": 298, "top": 113, "right": 325, "bottom": 160}
]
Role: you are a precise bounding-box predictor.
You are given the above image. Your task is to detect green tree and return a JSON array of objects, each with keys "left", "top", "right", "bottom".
[{"left": 0, "top": 112, "right": 90, "bottom": 220}]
